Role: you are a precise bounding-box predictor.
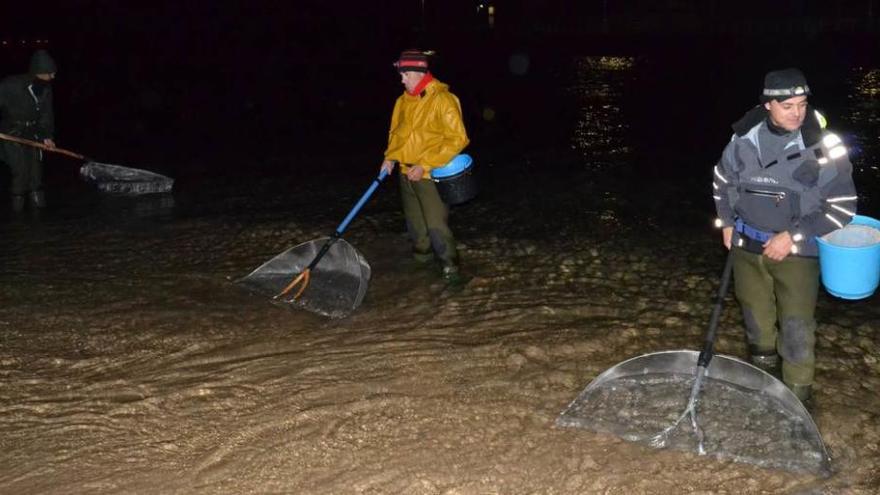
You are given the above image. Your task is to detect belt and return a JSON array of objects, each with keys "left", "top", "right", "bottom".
[
  {"left": 736, "top": 235, "right": 766, "bottom": 254},
  {"left": 735, "top": 219, "right": 774, "bottom": 243},
  {"left": 734, "top": 219, "right": 817, "bottom": 257}
]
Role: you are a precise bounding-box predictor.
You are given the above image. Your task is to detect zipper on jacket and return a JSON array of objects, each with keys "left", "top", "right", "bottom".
[{"left": 745, "top": 188, "right": 786, "bottom": 205}]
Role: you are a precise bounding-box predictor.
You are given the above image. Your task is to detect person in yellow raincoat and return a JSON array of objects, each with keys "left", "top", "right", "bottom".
[{"left": 380, "top": 50, "right": 469, "bottom": 283}]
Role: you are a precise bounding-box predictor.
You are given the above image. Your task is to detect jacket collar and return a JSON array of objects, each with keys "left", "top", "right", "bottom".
[
  {"left": 732, "top": 104, "right": 822, "bottom": 147},
  {"left": 406, "top": 72, "right": 434, "bottom": 97}
]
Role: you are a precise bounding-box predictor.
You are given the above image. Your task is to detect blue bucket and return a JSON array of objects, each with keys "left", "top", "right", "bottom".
[
  {"left": 431, "top": 154, "right": 477, "bottom": 205},
  {"left": 816, "top": 215, "right": 880, "bottom": 300}
]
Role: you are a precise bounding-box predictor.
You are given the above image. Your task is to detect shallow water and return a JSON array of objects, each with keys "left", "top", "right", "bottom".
[
  {"left": 3, "top": 209, "right": 880, "bottom": 493},
  {"left": 2, "top": 51, "right": 880, "bottom": 494}
]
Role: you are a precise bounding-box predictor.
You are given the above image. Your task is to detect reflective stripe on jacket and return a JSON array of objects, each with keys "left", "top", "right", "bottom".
[{"left": 712, "top": 113, "right": 857, "bottom": 257}]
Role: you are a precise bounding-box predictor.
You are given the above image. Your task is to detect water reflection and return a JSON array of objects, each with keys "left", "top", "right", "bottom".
[
  {"left": 97, "top": 193, "right": 176, "bottom": 220},
  {"left": 562, "top": 57, "right": 880, "bottom": 225},
  {"left": 844, "top": 67, "right": 880, "bottom": 213},
  {"left": 853, "top": 68, "right": 880, "bottom": 98},
  {"left": 585, "top": 56, "right": 636, "bottom": 71},
  {"left": 564, "top": 56, "right": 642, "bottom": 228},
  {"left": 567, "top": 56, "right": 635, "bottom": 170}
]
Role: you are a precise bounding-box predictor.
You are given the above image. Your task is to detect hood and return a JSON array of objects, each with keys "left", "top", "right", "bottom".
[
  {"left": 423, "top": 79, "right": 448, "bottom": 95},
  {"left": 29, "top": 50, "right": 57, "bottom": 75},
  {"left": 731, "top": 104, "right": 823, "bottom": 147}
]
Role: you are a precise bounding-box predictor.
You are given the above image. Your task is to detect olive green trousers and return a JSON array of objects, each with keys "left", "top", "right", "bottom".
[
  {"left": 732, "top": 246, "right": 819, "bottom": 387},
  {"left": 399, "top": 176, "right": 458, "bottom": 268}
]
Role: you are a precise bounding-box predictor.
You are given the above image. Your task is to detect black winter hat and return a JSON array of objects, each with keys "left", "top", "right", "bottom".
[
  {"left": 761, "top": 68, "right": 810, "bottom": 103},
  {"left": 29, "top": 50, "right": 57, "bottom": 75}
]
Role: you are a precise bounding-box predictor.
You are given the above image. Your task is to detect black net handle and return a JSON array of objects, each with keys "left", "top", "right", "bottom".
[{"left": 697, "top": 249, "right": 735, "bottom": 369}]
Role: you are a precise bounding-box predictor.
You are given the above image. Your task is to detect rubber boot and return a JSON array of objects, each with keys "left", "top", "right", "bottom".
[
  {"left": 790, "top": 384, "right": 812, "bottom": 402},
  {"left": 29, "top": 190, "right": 46, "bottom": 209},
  {"left": 401, "top": 249, "right": 434, "bottom": 274},
  {"left": 441, "top": 264, "right": 463, "bottom": 284},
  {"left": 749, "top": 347, "right": 782, "bottom": 380},
  {"left": 442, "top": 264, "right": 473, "bottom": 290},
  {"left": 10, "top": 195, "right": 25, "bottom": 213},
  {"left": 412, "top": 249, "right": 434, "bottom": 264},
  {"left": 790, "top": 384, "right": 814, "bottom": 413}
]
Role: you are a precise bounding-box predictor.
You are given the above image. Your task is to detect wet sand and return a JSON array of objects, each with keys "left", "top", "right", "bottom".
[
  {"left": 2, "top": 53, "right": 879, "bottom": 494},
  {"left": 1, "top": 186, "right": 879, "bottom": 494}
]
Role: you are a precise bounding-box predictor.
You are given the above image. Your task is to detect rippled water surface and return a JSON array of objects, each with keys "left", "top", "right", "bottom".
[{"left": 2, "top": 51, "right": 879, "bottom": 494}]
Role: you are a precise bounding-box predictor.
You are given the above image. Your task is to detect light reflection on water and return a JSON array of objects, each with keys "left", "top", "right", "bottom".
[
  {"left": 567, "top": 57, "right": 635, "bottom": 169},
  {"left": 565, "top": 57, "right": 880, "bottom": 219},
  {"left": 585, "top": 56, "right": 636, "bottom": 71},
  {"left": 853, "top": 68, "right": 880, "bottom": 97},
  {"left": 844, "top": 67, "right": 880, "bottom": 212}
]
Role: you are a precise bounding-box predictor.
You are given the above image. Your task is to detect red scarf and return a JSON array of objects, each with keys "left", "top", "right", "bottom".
[{"left": 407, "top": 72, "right": 434, "bottom": 96}]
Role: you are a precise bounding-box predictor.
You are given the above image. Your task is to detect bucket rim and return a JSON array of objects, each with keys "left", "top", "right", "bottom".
[
  {"left": 431, "top": 153, "right": 473, "bottom": 178},
  {"left": 852, "top": 214, "right": 880, "bottom": 225},
  {"left": 816, "top": 236, "right": 880, "bottom": 249},
  {"left": 817, "top": 216, "right": 880, "bottom": 249},
  {"left": 431, "top": 168, "right": 473, "bottom": 182}
]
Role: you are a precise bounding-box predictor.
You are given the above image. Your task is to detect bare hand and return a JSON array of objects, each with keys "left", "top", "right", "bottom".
[
  {"left": 722, "top": 227, "right": 733, "bottom": 250},
  {"left": 763, "top": 231, "right": 793, "bottom": 261},
  {"left": 43, "top": 138, "right": 56, "bottom": 148},
  {"left": 380, "top": 159, "right": 396, "bottom": 174},
  {"left": 406, "top": 165, "right": 425, "bottom": 181}
]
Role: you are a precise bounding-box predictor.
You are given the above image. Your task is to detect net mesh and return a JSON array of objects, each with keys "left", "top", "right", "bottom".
[
  {"left": 557, "top": 351, "right": 831, "bottom": 477},
  {"left": 80, "top": 162, "right": 174, "bottom": 195},
  {"left": 238, "top": 238, "right": 371, "bottom": 318}
]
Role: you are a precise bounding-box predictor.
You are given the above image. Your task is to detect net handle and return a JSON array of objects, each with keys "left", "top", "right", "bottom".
[
  {"left": 0, "top": 132, "right": 88, "bottom": 161},
  {"left": 697, "top": 249, "right": 735, "bottom": 369}
]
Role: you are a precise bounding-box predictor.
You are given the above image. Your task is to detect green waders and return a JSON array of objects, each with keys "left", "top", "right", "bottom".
[
  {"left": 399, "top": 175, "right": 458, "bottom": 271},
  {"left": 732, "top": 246, "right": 819, "bottom": 397}
]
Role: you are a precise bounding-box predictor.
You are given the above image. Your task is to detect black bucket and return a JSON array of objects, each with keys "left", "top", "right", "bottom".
[{"left": 431, "top": 154, "right": 477, "bottom": 205}]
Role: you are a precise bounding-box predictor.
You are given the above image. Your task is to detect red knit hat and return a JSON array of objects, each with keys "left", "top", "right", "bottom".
[{"left": 393, "top": 49, "right": 430, "bottom": 73}]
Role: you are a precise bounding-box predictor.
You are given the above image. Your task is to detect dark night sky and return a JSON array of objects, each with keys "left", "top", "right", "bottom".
[
  {"left": 2, "top": 2, "right": 510, "bottom": 174},
  {"left": 5, "top": 1, "right": 876, "bottom": 86},
  {"left": 1, "top": 1, "right": 877, "bottom": 182},
  {"left": 1, "top": 2, "right": 433, "bottom": 169}
]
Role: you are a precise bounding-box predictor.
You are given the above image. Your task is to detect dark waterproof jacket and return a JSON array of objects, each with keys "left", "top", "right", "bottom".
[
  {"left": 712, "top": 107, "right": 857, "bottom": 257},
  {"left": 0, "top": 73, "right": 54, "bottom": 141}
]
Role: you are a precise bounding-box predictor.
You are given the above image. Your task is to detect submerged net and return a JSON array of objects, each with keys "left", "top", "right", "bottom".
[
  {"left": 822, "top": 224, "right": 880, "bottom": 247},
  {"left": 80, "top": 162, "right": 174, "bottom": 195},
  {"left": 238, "top": 238, "right": 371, "bottom": 318},
  {"left": 557, "top": 351, "right": 831, "bottom": 477}
]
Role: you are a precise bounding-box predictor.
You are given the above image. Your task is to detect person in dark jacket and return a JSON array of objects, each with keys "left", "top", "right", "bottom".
[
  {"left": 0, "top": 49, "right": 57, "bottom": 212},
  {"left": 712, "top": 68, "right": 857, "bottom": 404}
]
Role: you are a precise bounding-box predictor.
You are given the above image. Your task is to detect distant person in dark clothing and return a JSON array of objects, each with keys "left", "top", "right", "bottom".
[
  {"left": 712, "top": 68, "right": 857, "bottom": 404},
  {"left": 0, "top": 49, "right": 57, "bottom": 212},
  {"left": 380, "top": 49, "right": 470, "bottom": 283}
]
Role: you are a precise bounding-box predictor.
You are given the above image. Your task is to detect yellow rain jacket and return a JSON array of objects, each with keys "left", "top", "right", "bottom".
[{"left": 384, "top": 78, "right": 469, "bottom": 179}]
